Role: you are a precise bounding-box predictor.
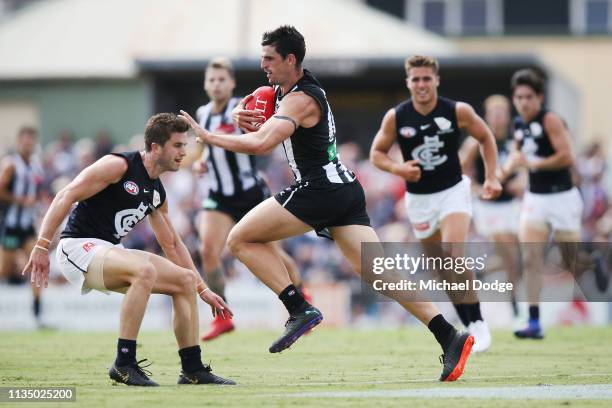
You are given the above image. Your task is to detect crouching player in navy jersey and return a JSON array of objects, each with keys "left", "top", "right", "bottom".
[
  {"left": 180, "top": 26, "right": 476, "bottom": 382},
  {"left": 23, "top": 113, "right": 235, "bottom": 386}
]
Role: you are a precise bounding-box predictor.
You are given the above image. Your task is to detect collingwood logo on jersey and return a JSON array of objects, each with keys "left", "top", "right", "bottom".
[
  {"left": 114, "top": 202, "right": 148, "bottom": 239},
  {"left": 411, "top": 135, "right": 447, "bottom": 170}
]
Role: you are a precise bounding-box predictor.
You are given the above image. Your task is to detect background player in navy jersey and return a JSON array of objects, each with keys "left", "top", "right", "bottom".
[
  {"left": 370, "top": 55, "right": 502, "bottom": 353},
  {"left": 22, "top": 113, "right": 235, "bottom": 386},
  {"left": 180, "top": 26, "right": 475, "bottom": 382},
  {"left": 193, "top": 57, "right": 306, "bottom": 341},
  {"left": 501, "top": 69, "right": 583, "bottom": 340},
  {"left": 0, "top": 127, "right": 45, "bottom": 327},
  {"left": 461, "top": 95, "right": 524, "bottom": 317}
]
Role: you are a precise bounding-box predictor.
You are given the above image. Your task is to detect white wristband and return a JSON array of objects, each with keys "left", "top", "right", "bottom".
[
  {"left": 198, "top": 287, "right": 210, "bottom": 295},
  {"left": 38, "top": 236, "right": 52, "bottom": 244},
  {"left": 34, "top": 245, "right": 49, "bottom": 252}
]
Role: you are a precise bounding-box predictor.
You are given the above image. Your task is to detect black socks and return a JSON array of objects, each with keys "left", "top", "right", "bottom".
[
  {"left": 454, "top": 304, "right": 470, "bottom": 327},
  {"left": 115, "top": 338, "right": 137, "bottom": 367},
  {"left": 279, "top": 284, "right": 308, "bottom": 315},
  {"left": 33, "top": 296, "right": 41, "bottom": 319},
  {"left": 529, "top": 305, "right": 540, "bottom": 321},
  {"left": 468, "top": 302, "right": 483, "bottom": 323},
  {"left": 178, "top": 345, "right": 205, "bottom": 374},
  {"left": 428, "top": 314, "right": 456, "bottom": 352},
  {"left": 117, "top": 341, "right": 206, "bottom": 374},
  {"left": 454, "top": 302, "right": 483, "bottom": 326}
]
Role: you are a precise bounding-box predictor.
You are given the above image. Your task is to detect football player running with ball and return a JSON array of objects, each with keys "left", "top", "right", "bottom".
[
  {"left": 193, "top": 57, "right": 307, "bottom": 341},
  {"left": 180, "top": 26, "right": 475, "bottom": 381}
]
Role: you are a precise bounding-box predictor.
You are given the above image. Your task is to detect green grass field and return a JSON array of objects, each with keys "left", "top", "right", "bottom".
[{"left": 1, "top": 327, "right": 612, "bottom": 407}]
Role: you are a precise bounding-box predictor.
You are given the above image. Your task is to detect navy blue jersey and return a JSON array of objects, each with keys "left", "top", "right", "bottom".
[
  {"left": 61, "top": 151, "right": 166, "bottom": 244},
  {"left": 512, "top": 109, "right": 573, "bottom": 193},
  {"left": 394, "top": 96, "right": 463, "bottom": 194}
]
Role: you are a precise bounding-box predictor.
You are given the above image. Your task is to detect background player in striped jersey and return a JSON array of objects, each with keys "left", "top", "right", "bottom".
[
  {"left": 502, "top": 69, "right": 583, "bottom": 339},
  {"left": 181, "top": 26, "right": 475, "bottom": 382},
  {"left": 0, "top": 127, "right": 45, "bottom": 327},
  {"left": 193, "top": 57, "right": 306, "bottom": 341},
  {"left": 370, "top": 55, "right": 502, "bottom": 353},
  {"left": 461, "top": 95, "right": 524, "bottom": 317}
]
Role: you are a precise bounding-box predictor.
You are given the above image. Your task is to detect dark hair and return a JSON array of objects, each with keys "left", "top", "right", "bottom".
[
  {"left": 511, "top": 69, "right": 544, "bottom": 95},
  {"left": 206, "top": 57, "right": 235, "bottom": 79},
  {"left": 17, "top": 126, "right": 38, "bottom": 138},
  {"left": 261, "top": 25, "right": 306, "bottom": 67},
  {"left": 144, "top": 113, "right": 189, "bottom": 152},
  {"left": 405, "top": 55, "right": 439, "bottom": 76}
]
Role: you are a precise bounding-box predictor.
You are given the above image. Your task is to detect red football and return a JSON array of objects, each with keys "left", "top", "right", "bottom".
[{"left": 245, "top": 86, "right": 276, "bottom": 122}]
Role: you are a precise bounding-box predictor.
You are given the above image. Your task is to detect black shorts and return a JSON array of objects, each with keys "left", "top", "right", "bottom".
[
  {"left": 202, "top": 183, "right": 271, "bottom": 223},
  {"left": 275, "top": 179, "right": 371, "bottom": 239},
  {"left": 0, "top": 225, "right": 36, "bottom": 250}
]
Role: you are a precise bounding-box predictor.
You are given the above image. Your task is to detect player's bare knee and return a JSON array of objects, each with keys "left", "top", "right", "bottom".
[
  {"left": 135, "top": 262, "right": 157, "bottom": 288},
  {"left": 178, "top": 268, "right": 197, "bottom": 294},
  {"left": 226, "top": 230, "right": 246, "bottom": 257}
]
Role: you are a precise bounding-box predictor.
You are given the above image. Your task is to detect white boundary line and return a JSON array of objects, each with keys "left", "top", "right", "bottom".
[
  {"left": 282, "top": 384, "right": 612, "bottom": 400},
  {"left": 270, "top": 372, "right": 611, "bottom": 387}
]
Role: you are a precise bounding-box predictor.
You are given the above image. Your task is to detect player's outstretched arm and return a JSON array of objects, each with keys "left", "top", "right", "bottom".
[
  {"left": 370, "top": 109, "right": 421, "bottom": 182},
  {"left": 189, "top": 107, "right": 211, "bottom": 175},
  {"left": 22, "top": 155, "right": 128, "bottom": 288},
  {"left": 179, "top": 91, "right": 317, "bottom": 156},
  {"left": 148, "top": 202, "right": 232, "bottom": 319},
  {"left": 457, "top": 102, "right": 502, "bottom": 199}
]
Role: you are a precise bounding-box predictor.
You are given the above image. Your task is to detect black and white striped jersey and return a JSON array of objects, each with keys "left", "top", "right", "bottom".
[
  {"left": 2, "top": 153, "right": 43, "bottom": 231},
  {"left": 196, "top": 97, "right": 261, "bottom": 197},
  {"left": 274, "top": 69, "right": 355, "bottom": 184}
]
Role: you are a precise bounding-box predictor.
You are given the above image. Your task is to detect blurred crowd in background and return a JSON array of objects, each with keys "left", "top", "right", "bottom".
[{"left": 1, "top": 124, "right": 611, "bottom": 324}]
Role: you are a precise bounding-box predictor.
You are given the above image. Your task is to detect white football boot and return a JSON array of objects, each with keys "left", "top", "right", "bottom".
[{"left": 467, "top": 320, "right": 491, "bottom": 353}]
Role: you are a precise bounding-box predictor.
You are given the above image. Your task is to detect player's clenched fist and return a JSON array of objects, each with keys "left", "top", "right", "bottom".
[
  {"left": 481, "top": 177, "right": 503, "bottom": 200},
  {"left": 392, "top": 159, "right": 422, "bottom": 182}
]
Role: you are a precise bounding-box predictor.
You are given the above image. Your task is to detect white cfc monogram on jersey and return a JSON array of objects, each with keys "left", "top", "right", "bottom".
[
  {"left": 114, "top": 202, "right": 148, "bottom": 239},
  {"left": 411, "top": 135, "right": 448, "bottom": 170},
  {"left": 410, "top": 116, "right": 453, "bottom": 170}
]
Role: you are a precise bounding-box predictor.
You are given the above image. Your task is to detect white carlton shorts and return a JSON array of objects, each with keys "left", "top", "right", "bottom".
[
  {"left": 404, "top": 175, "right": 472, "bottom": 239},
  {"left": 56, "top": 238, "right": 122, "bottom": 294},
  {"left": 473, "top": 199, "right": 521, "bottom": 236},
  {"left": 520, "top": 187, "right": 583, "bottom": 233}
]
